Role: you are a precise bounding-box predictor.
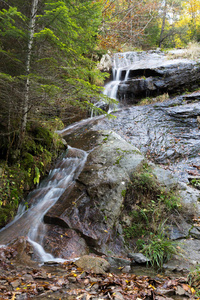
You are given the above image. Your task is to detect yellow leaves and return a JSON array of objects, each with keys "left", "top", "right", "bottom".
[
  {"left": 71, "top": 270, "right": 77, "bottom": 277},
  {"left": 11, "top": 293, "right": 16, "bottom": 300},
  {"left": 148, "top": 284, "right": 156, "bottom": 290}
]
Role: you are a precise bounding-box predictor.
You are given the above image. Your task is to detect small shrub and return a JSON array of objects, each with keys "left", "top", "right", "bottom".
[
  {"left": 141, "top": 230, "right": 178, "bottom": 268},
  {"left": 157, "top": 193, "right": 181, "bottom": 211},
  {"left": 122, "top": 162, "right": 182, "bottom": 268},
  {"left": 190, "top": 178, "right": 200, "bottom": 189}
]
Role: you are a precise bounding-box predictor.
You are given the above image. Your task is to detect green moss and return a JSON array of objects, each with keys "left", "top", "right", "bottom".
[
  {"left": 21, "top": 153, "right": 34, "bottom": 169},
  {"left": 0, "top": 167, "right": 25, "bottom": 228},
  {"left": 34, "top": 126, "right": 54, "bottom": 149},
  {"left": 21, "top": 136, "right": 37, "bottom": 155},
  {"left": 0, "top": 206, "right": 15, "bottom": 227},
  {"left": 121, "top": 189, "right": 126, "bottom": 197}
]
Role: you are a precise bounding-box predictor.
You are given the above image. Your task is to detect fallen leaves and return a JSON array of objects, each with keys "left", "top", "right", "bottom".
[{"left": 0, "top": 247, "right": 198, "bottom": 299}]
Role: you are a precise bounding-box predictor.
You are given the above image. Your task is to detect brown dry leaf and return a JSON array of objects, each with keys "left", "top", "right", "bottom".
[
  {"left": 187, "top": 170, "right": 199, "bottom": 175},
  {"left": 76, "top": 293, "right": 91, "bottom": 299},
  {"left": 167, "top": 279, "right": 177, "bottom": 287},
  {"left": 181, "top": 283, "right": 191, "bottom": 292},
  {"left": 192, "top": 164, "right": 200, "bottom": 170}
]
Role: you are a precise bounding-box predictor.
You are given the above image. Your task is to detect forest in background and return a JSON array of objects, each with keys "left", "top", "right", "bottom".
[{"left": 0, "top": 0, "right": 200, "bottom": 227}]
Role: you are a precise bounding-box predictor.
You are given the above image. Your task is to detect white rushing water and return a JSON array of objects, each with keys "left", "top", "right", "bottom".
[
  {"left": 103, "top": 52, "right": 142, "bottom": 100},
  {"left": 0, "top": 146, "right": 88, "bottom": 263}
]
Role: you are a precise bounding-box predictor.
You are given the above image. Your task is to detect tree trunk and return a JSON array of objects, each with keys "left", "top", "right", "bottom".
[{"left": 19, "top": 0, "right": 39, "bottom": 145}]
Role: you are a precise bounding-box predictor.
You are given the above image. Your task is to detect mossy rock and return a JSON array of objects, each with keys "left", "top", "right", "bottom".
[
  {"left": 21, "top": 153, "right": 34, "bottom": 169},
  {"left": 0, "top": 205, "right": 17, "bottom": 228},
  {"left": 21, "top": 136, "right": 37, "bottom": 155},
  {"left": 33, "top": 126, "right": 54, "bottom": 149}
]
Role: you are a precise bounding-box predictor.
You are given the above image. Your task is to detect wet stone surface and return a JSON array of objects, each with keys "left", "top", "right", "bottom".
[{"left": 91, "top": 93, "right": 200, "bottom": 184}]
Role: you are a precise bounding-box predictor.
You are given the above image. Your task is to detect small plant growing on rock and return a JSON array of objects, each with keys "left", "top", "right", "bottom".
[
  {"left": 139, "top": 93, "right": 169, "bottom": 105},
  {"left": 121, "top": 163, "right": 182, "bottom": 268},
  {"left": 140, "top": 228, "right": 178, "bottom": 268}
]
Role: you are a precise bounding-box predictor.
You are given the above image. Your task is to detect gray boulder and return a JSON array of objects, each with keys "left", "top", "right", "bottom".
[
  {"left": 128, "top": 253, "right": 150, "bottom": 264},
  {"left": 44, "top": 130, "right": 144, "bottom": 257},
  {"left": 75, "top": 255, "right": 110, "bottom": 274},
  {"left": 97, "top": 53, "right": 112, "bottom": 72}
]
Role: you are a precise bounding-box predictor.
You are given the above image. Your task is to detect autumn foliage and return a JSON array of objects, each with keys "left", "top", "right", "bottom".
[{"left": 98, "top": 0, "right": 158, "bottom": 50}]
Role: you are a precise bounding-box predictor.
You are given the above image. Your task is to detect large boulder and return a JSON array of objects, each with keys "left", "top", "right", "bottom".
[
  {"left": 44, "top": 130, "right": 145, "bottom": 257},
  {"left": 97, "top": 52, "right": 112, "bottom": 73},
  {"left": 75, "top": 255, "right": 111, "bottom": 274}
]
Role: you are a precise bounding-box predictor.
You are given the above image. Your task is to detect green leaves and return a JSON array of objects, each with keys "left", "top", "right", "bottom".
[
  {"left": 0, "top": 7, "right": 26, "bottom": 39},
  {"left": 141, "top": 231, "right": 178, "bottom": 268},
  {"left": 34, "top": 167, "right": 40, "bottom": 185}
]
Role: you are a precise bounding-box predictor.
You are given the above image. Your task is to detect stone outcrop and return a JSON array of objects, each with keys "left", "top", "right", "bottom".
[
  {"left": 102, "top": 50, "right": 200, "bottom": 103},
  {"left": 43, "top": 126, "right": 200, "bottom": 270},
  {"left": 75, "top": 255, "right": 111, "bottom": 274},
  {"left": 44, "top": 131, "right": 144, "bottom": 257},
  {"left": 97, "top": 52, "right": 112, "bottom": 72},
  {"left": 118, "top": 60, "right": 200, "bottom": 103}
]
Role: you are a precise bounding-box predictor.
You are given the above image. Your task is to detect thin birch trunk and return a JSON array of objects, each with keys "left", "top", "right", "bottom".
[{"left": 20, "top": 0, "right": 39, "bottom": 144}]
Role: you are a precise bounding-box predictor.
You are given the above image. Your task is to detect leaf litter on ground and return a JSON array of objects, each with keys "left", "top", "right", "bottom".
[{"left": 0, "top": 246, "right": 198, "bottom": 299}]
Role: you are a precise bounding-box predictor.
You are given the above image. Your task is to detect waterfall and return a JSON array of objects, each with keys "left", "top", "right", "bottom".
[
  {"left": 0, "top": 50, "right": 167, "bottom": 262},
  {"left": 103, "top": 52, "right": 137, "bottom": 100},
  {"left": 0, "top": 146, "right": 88, "bottom": 263},
  {"left": 103, "top": 51, "right": 166, "bottom": 101}
]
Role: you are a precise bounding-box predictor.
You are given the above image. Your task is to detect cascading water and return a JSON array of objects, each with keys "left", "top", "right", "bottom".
[
  {"left": 0, "top": 146, "right": 88, "bottom": 262},
  {"left": 0, "top": 50, "right": 174, "bottom": 263},
  {"left": 103, "top": 51, "right": 166, "bottom": 101},
  {"left": 103, "top": 52, "right": 140, "bottom": 100}
]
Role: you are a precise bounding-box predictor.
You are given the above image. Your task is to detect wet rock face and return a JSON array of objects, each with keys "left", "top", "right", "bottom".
[
  {"left": 92, "top": 93, "right": 200, "bottom": 185},
  {"left": 45, "top": 131, "right": 145, "bottom": 257},
  {"left": 118, "top": 62, "right": 200, "bottom": 102},
  {"left": 43, "top": 226, "right": 89, "bottom": 259},
  {"left": 105, "top": 50, "right": 200, "bottom": 103}
]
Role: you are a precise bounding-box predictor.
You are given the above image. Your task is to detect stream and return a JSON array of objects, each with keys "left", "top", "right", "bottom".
[
  {"left": 0, "top": 147, "right": 88, "bottom": 262},
  {"left": 0, "top": 50, "right": 200, "bottom": 267}
]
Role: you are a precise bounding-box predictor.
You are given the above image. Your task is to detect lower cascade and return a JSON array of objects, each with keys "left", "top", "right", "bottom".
[{"left": 0, "top": 146, "right": 88, "bottom": 262}]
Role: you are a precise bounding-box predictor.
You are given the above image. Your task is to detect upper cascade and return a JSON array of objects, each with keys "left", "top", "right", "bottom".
[
  {"left": 103, "top": 50, "right": 198, "bottom": 103},
  {"left": 103, "top": 50, "right": 165, "bottom": 100}
]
